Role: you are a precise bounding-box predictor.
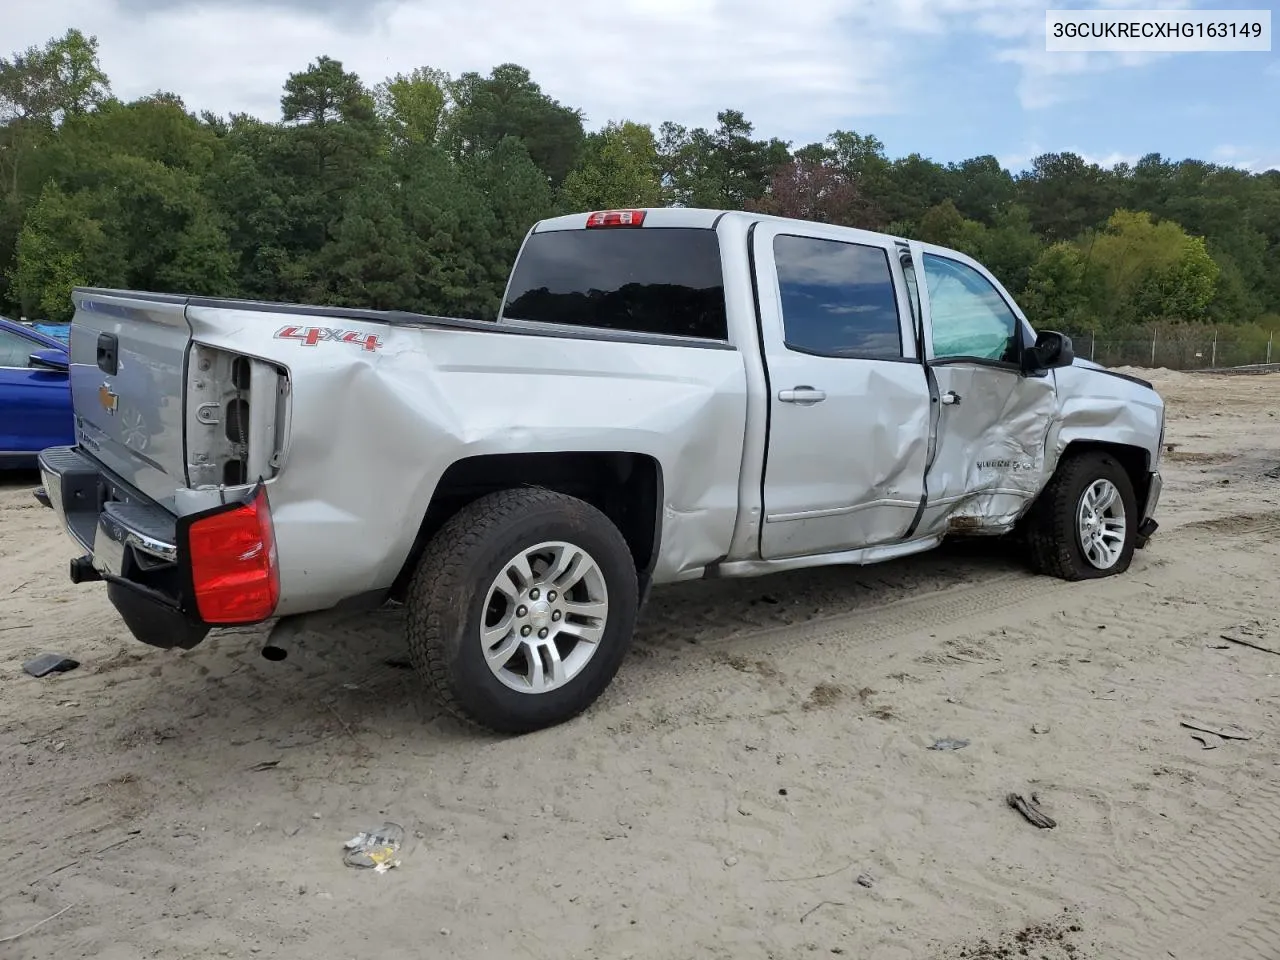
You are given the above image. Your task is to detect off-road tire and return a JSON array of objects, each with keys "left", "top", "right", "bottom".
[
  {"left": 1024, "top": 450, "right": 1138, "bottom": 581},
  {"left": 405, "top": 487, "right": 639, "bottom": 734}
]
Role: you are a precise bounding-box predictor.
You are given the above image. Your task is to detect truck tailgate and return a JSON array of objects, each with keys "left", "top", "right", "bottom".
[{"left": 68, "top": 291, "right": 191, "bottom": 507}]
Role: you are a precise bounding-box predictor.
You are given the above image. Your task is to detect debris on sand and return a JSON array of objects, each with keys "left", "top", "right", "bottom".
[
  {"left": 22, "top": 653, "right": 79, "bottom": 678},
  {"left": 343, "top": 822, "right": 404, "bottom": 872},
  {"left": 1219, "top": 630, "right": 1280, "bottom": 658},
  {"left": 941, "top": 912, "right": 1088, "bottom": 959},
  {"left": 1180, "top": 718, "right": 1253, "bottom": 742},
  {"left": 929, "top": 737, "right": 970, "bottom": 751},
  {"left": 1007, "top": 793, "right": 1057, "bottom": 829},
  {"left": 802, "top": 683, "right": 846, "bottom": 711},
  {"left": 0, "top": 903, "right": 76, "bottom": 945},
  {"left": 800, "top": 900, "right": 844, "bottom": 924}
]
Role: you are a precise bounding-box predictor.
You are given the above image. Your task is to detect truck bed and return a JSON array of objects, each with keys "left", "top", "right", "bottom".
[{"left": 54, "top": 285, "right": 751, "bottom": 622}]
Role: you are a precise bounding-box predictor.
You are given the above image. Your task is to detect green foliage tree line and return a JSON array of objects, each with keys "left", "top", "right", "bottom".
[{"left": 3, "top": 29, "right": 1279, "bottom": 345}]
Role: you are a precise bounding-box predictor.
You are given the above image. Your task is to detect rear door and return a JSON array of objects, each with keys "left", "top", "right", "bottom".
[{"left": 753, "top": 223, "right": 932, "bottom": 560}]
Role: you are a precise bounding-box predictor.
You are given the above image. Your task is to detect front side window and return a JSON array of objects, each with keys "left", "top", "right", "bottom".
[
  {"left": 0, "top": 329, "right": 36, "bottom": 367},
  {"left": 773, "top": 235, "right": 903, "bottom": 360},
  {"left": 922, "top": 254, "right": 1020, "bottom": 363}
]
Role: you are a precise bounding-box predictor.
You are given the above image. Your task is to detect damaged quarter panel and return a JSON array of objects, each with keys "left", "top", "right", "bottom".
[{"left": 185, "top": 305, "right": 748, "bottom": 615}]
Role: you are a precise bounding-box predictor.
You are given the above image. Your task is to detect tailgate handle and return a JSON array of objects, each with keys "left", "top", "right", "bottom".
[{"left": 96, "top": 333, "right": 119, "bottom": 376}]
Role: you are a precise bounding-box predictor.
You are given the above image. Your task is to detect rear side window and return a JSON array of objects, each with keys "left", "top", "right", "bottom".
[
  {"left": 501, "top": 227, "right": 728, "bottom": 340},
  {"left": 773, "top": 235, "right": 903, "bottom": 360}
]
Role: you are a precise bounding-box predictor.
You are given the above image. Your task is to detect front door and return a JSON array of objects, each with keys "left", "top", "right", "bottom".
[
  {"left": 754, "top": 223, "right": 932, "bottom": 560},
  {"left": 906, "top": 243, "right": 1057, "bottom": 536},
  {"left": 0, "top": 328, "right": 72, "bottom": 457}
]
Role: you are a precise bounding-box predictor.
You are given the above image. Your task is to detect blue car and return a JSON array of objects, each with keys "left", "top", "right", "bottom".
[{"left": 0, "top": 315, "right": 75, "bottom": 468}]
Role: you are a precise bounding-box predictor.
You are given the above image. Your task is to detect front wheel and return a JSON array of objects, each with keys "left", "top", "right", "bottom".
[
  {"left": 406, "top": 487, "right": 639, "bottom": 734},
  {"left": 1024, "top": 451, "right": 1138, "bottom": 581}
]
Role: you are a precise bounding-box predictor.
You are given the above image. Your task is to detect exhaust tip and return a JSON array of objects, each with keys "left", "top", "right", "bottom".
[{"left": 261, "top": 644, "right": 288, "bottom": 662}]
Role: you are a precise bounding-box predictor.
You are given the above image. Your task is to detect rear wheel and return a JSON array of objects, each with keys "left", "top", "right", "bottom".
[
  {"left": 406, "top": 487, "right": 638, "bottom": 734},
  {"left": 1024, "top": 450, "right": 1137, "bottom": 581}
]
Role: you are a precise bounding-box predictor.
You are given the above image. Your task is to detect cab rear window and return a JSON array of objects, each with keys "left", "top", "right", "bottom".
[{"left": 501, "top": 227, "right": 728, "bottom": 341}]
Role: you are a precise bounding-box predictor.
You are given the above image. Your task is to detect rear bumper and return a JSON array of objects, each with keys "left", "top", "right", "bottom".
[
  {"left": 1135, "top": 469, "right": 1162, "bottom": 550},
  {"left": 36, "top": 445, "right": 209, "bottom": 650}
]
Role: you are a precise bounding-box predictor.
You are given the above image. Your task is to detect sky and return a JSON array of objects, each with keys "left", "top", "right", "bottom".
[{"left": 5, "top": 0, "right": 1279, "bottom": 173}]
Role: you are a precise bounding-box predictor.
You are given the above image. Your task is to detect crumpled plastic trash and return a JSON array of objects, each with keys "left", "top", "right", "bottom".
[
  {"left": 343, "top": 822, "right": 404, "bottom": 873},
  {"left": 928, "top": 737, "right": 970, "bottom": 751}
]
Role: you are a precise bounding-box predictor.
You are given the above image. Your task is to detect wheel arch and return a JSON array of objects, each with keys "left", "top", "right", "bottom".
[
  {"left": 1022, "top": 439, "right": 1143, "bottom": 580},
  {"left": 1053, "top": 439, "right": 1152, "bottom": 512},
  {"left": 389, "top": 451, "right": 664, "bottom": 602}
]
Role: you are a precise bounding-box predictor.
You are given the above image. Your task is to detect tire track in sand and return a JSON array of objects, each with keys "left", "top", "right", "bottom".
[{"left": 1103, "top": 776, "right": 1280, "bottom": 960}]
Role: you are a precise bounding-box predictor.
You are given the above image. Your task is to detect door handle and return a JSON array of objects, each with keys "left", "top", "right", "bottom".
[
  {"left": 778, "top": 386, "right": 826, "bottom": 405},
  {"left": 940, "top": 390, "right": 961, "bottom": 406}
]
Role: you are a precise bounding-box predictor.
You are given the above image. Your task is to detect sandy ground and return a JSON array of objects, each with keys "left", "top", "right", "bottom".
[{"left": 2, "top": 369, "right": 1278, "bottom": 960}]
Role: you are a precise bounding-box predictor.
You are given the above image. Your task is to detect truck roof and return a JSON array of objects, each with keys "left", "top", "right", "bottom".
[
  {"left": 533, "top": 207, "right": 911, "bottom": 247},
  {"left": 534, "top": 208, "right": 728, "bottom": 232}
]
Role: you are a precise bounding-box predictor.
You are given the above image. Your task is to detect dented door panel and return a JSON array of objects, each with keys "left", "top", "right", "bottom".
[
  {"left": 761, "top": 356, "right": 932, "bottom": 556},
  {"left": 908, "top": 241, "right": 1058, "bottom": 536},
  {"left": 915, "top": 364, "right": 1057, "bottom": 537}
]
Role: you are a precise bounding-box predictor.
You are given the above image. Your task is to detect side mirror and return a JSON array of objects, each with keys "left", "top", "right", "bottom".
[
  {"left": 29, "top": 349, "right": 69, "bottom": 372},
  {"left": 1023, "top": 330, "right": 1074, "bottom": 373}
]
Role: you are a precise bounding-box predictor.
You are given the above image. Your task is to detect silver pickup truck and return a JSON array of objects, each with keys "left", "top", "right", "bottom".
[{"left": 36, "top": 207, "right": 1164, "bottom": 733}]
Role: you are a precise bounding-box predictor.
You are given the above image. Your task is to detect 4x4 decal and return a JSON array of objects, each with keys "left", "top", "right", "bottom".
[{"left": 274, "top": 325, "right": 383, "bottom": 352}]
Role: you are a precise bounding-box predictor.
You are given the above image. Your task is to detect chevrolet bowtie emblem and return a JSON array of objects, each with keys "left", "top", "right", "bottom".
[{"left": 98, "top": 382, "right": 119, "bottom": 416}]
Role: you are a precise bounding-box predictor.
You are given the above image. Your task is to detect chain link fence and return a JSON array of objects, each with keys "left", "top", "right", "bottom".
[{"left": 1072, "top": 333, "right": 1277, "bottom": 371}]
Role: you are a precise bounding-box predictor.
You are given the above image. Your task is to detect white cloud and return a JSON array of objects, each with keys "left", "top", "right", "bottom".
[
  {"left": 847, "top": 0, "right": 1203, "bottom": 110},
  {"left": 7, "top": 0, "right": 905, "bottom": 143},
  {"left": 968, "top": 0, "right": 1199, "bottom": 109},
  {"left": 998, "top": 142, "right": 1142, "bottom": 173},
  {"left": 999, "top": 143, "right": 1280, "bottom": 175},
  {"left": 2, "top": 0, "right": 1246, "bottom": 144},
  {"left": 1082, "top": 150, "right": 1142, "bottom": 168},
  {"left": 997, "top": 148, "right": 1039, "bottom": 172},
  {"left": 1211, "top": 145, "right": 1280, "bottom": 172}
]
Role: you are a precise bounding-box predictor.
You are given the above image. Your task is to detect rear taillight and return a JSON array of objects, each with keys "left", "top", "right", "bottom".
[
  {"left": 187, "top": 486, "right": 279, "bottom": 623},
  {"left": 585, "top": 210, "right": 646, "bottom": 228}
]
